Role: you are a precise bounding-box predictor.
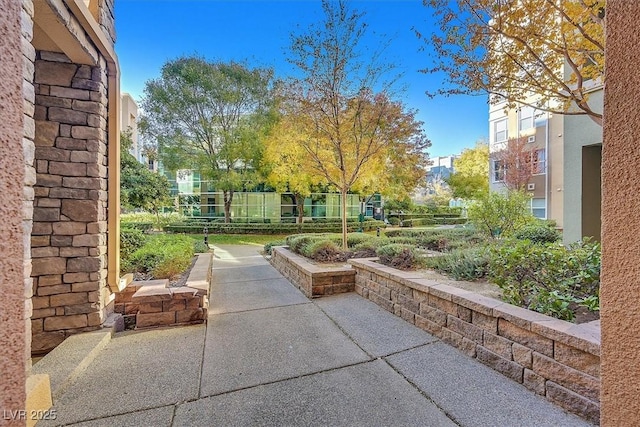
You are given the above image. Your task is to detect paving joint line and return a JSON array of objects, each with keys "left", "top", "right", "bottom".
[
  {"left": 194, "top": 359, "right": 377, "bottom": 403},
  {"left": 208, "top": 301, "right": 312, "bottom": 317}
]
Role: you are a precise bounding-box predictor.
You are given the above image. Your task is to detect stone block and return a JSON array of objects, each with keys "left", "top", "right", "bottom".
[
  {"left": 457, "top": 306, "right": 472, "bottom": 323},
  {"left": 63, "top": 272, "right": 90, "bottom": 283},
  {"left": 33, "top": 207, "right": 59, "bottom": 221},
  {"left": 56, "top": 137, "right": 86, "bottom": 150},
  {"left": 400, "top": 307, "right": 416, "bottom": 324},
  {"left": 37, "top": 198, "right": 60, "bottom": 208},
  {"left": 483, "top": 332, "right": 513, "bottom": 360},
  {"left": 48, "top": 107, "right": 87, "bottom": 125},
  {"left": 34, "top": 121, "right": 59, "bottom": 147},
  {"left": 31, "top": 235, "right": 50, "bottom": 247},
  {"left": 31, "top": 247, "right": 59, "bottom": 258},
  {"left": 71, "top": 281, "right": 99, "bottom": 293},
  {"left": 185, "top": 297, "right": 202, "bottom": 309},
  {"left": 37, "top": 275, "right": 62, "bottom": 287},
  {"left": 31, "top": 331, "right": 65, "bottom": 354},
  {"left": 138, "top": 301, "right": 163, "bottom": 313},
  {"left": 35, "top": 94, "right": 72, "bottom": 108},
  {"left": 72, "top": 234, "right": 100, "bottom": 247},
  {"left": 36, "top": 147, "right": 70, "bottom": 162},
  {"left": 523, "top": 368, "right": 546, "bottom": 395},
  {"left": 49, "top": 292, "right": 88, "bottom": 307},
  {"left": 31, "top": 308, "right": 56, "bottom": 319},
  {"left": 428, "top": 294, "right": 458, "bottom": 316},
  {"left": 49, "top": 86, "right": 90, "bottom": 100},
  {"left": 124, "top": 303, "right": 140, "bottom": 315},
  {"left": 50, "top": 236, "right": 73, "bottom": 247},
  {"left": 52, "top": 221, "right": 86, "bottom": 235},
  {"left": 512, "top": 343, "right": 533, "bottom": 369},
  {"left": 75, "top": 65, "right": 92, "bottom": 79},
  {"left": 44, "top": 314, "right": 88, "bottom": 330},
  {"left": 35, "top": 173, "right": 62, "bottom": 188},
  {"left": 136, "top": 312, "right": 176, "bottom": 328},
  {"left": 72, "top": 78, "right": 102, "bottom": 91},
  {"left": 447, "top": 315, "right": 483, "bottom": 344},
  {"left": 37, "top": 284, "right": 71, "bottom": 296},
  {"left": 60, "top": 247, "right": 88, "bottom": 257},
  {"left": 35, "top": 61, "right": 77, "bottom": 86},
  {"left": 476, "top": 346, "right": 524, "bottom": 383},
  {"left": 60, "top": 124, "right": 71, "bottom": 137},
  {"left": 49, "top": 161, "right": 86, "bottom": 176},
  {"left": 440, "top": 328, "right": 463, "bottom": 348},
  {"left": 49, "top": 187, "right": 89, "bottom": 199},
  {"left": 87, "top": 311, "right": 104, "bottom": 327},
  {"left": 32, "top": 296, "right": 50, "bottom": 309},
  {"left": 67, "top": 257, "right": 101, "bottom": 273},
  {"left": 546, "top": 381, "right": 599, "bottom": 425},
  {"left": 61, "top": 200, "right": 98, "bottom": 222},
  {"left": 71, "top": 99, "right": 103, "bottom": 114},
  {"left": 31, "top": 257, "right": 66, "bottom": 275},
  {"left": 532, "top": 352, "right": 599, "bottom": 401},
  {"left": 419, "top": 303, "right": 447, "bottom": 326},
  {"left": 460, "top": 337, "right": 477, "bottom": 358},
  {"left": 498, "top": 319, "right": 553, "bottom": 357},
  {"left": 64, "top": 303, "right": 97, "bottom": 315},
  {"left": 176, "top": 308, "right": 204, "bottom": 323},
  {"left": 71, "top": 126, "right": 101, "bottom": 140},
  {"left": 397, "top": 293, "right": 419, "bottom": 314},
  {"left": 554, "top": 341, "right": 600, "bottom": 378}
]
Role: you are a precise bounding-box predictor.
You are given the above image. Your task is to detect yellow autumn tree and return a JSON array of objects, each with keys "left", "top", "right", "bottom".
[
  {"left": 287, "top": 0, "right": 430, "bottom": 248},
  {"left": 421, "top": 0, "right": 605, "bottom": 123},
  {"left": 447, "top": 141, "right": 490, "bottom": 199},
  {"left": 262, "top": 115, "right": 325, "bottom": 224}
]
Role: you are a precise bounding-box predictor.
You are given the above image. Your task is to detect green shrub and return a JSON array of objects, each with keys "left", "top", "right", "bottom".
[
  {"left": 376, "top": 244, "right": 424, "bottom": 270},
  {"left": 124, "top": 235, "right": 194, "bottom": 279},
  {"left": 426, "top": 246, "right": 491, "bottom": 281},
  {"left": 514, "top": 223, "right": 561, "bottom": 244},
  {"left": 264, "top": 239, "right": 286, "bottom": 255},
  {"left": 488, "top": 239, "right": 600, "bottom": 321},
  {"left": 468, "top": 190, "right": 535, "bottom": 238},
  {"left": 120, "top": 228, "right": 146, "bottom": 260},
  {"left": 193, "top": 240, "right": 210, "bottom": 253},
  {"left": 305, "top": 239, "right": 346, "bottom": 262},
  {"left": 121, "top": 212, "right": 186, "bottom": 230},
  {"left": 388, "top": 217, "right": 400, "bottom": 226}
]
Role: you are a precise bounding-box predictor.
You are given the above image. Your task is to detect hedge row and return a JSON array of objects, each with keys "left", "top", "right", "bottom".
[{"left": 164, "top": 220, "right": 386, "bottom": 234}]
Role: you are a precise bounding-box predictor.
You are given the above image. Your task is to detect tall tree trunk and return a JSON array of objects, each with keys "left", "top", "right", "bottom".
[
  {"left": 341, "top": 189, "right": 348, "bottom": 250},
  {"left": 223, "top": 190, "right": 234, "bottom": 223},
  {"left": 295, "top": 193, "right": 305, "bottom": 224}
]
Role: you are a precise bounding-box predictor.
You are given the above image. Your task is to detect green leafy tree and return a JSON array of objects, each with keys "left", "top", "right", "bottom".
[
  {"left": 140, "top": 57, "right": 275, "bottom": 223},
  {"left": 446, "top": 141, "right": 489, "bottom": 199},
  {"left": 120, "top": 130, "right": 171, "bottom": 224},
  {"left": 420, "top": 0, "right": 605, "bottom": 124},
  {"left": 287, "top": 0, "right": 430, "bottom": 248},
  {"left": 468, "top": 190, "right": 534, "bottom": 238}
]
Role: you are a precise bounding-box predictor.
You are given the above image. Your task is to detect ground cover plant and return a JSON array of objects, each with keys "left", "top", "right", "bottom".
[{"left": 272, "top": 220, "right": 600, "bottom": 322}]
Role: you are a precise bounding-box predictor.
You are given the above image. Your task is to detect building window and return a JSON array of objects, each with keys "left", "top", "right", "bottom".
[
  {"left": 532, "top": 149, "right": 546, "bottom": 174},
  {"left": 519, "top": 106, "right": 535, "bottom": 131},
  {"left": 492, "top": 159, "right": 505, "bottom": 182},
  {"left": 494, "top": 119, "right": 508, "bottom": 143},
  {"left": 531, "top": 198, "right": 546, "bottom": 219}
]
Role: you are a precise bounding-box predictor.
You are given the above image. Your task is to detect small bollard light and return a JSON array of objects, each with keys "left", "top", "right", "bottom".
[
  {"left": 376, "top": 227, "right": 380, "bottom": 237},
  {"left": 204, "top": 226, "right": 209, "bottom": 246}
]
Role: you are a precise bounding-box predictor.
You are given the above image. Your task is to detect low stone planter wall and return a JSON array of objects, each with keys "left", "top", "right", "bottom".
[
  {"left": 114, "top": 253, "right": 211, "bottom": 329},
  {"left": 271, "top": 247, "right": 355, "bottom": 298},
  {"left": 348, "top": 258, "right": 600, "bottom": 424}
]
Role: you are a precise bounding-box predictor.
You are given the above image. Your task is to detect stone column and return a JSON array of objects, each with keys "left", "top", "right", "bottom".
[
  {"left": 0, "top": 0, "right": 29, "bottom": 422},
  {"left": 601, "top": 1, "right": 640, "bottom": 425},
  {"left": 31, "top": 51, "right": 111, "bottom": 354}
]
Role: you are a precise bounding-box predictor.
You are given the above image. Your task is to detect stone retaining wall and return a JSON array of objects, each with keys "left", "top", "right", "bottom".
[
  {"left": 271, "top": 247, "right": 355, "bottom": 298},
  {"left": 114, "top": 253, "right": 211, "bottom": 329},
  {"left": 349, "top": 258, "right": 600, "bottom": 424}
]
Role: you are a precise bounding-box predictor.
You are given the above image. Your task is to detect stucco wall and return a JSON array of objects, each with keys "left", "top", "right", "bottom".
[
  {"left": 562, "top": 89, "right": 603, "bottom": 243},
  {"left": 0, "top": 0, "right": 28, "bottom": 422},
  {"left": 601, "top": 2, "right": 640, "bottom": 425}
]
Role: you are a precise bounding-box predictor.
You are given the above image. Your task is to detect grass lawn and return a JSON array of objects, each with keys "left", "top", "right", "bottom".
[{"left": 184, "top": 233, "right": 290, "bottom": 246}]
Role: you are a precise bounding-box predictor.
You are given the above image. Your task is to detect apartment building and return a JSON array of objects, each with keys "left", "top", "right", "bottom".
[{"left": 488, "top": 97, "right": 564, "bottom": 227}]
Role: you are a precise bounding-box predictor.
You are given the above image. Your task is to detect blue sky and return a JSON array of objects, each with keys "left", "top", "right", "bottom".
[{"left": 115, "top": 0, "right": 488, "bottom": 158}]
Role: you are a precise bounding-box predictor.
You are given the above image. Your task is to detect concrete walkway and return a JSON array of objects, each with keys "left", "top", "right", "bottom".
[{"left": 39, "top": 245, "right": 592, "bottom": 426}]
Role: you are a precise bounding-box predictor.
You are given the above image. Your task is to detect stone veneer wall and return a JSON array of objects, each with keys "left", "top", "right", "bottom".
[
  {"left": 30, "top": 51, "right": 111, "bottom": 354},
  {"left": 349, "top": 258, "right": 600, "bottom": 424},
  {"left": 271, "top": 247, "right": 355, "bottom": 297}
]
